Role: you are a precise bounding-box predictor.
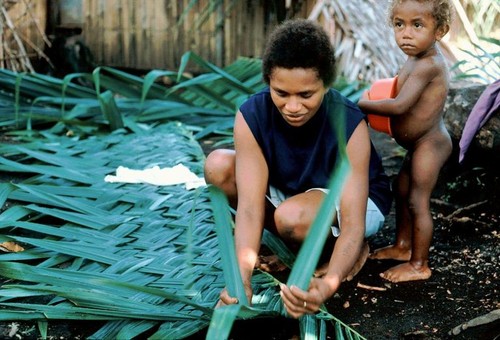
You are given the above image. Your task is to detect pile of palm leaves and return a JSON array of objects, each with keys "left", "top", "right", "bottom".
[
  {"left": 0, "top": 52, "right": 265, "bottom": 140},
  {"left": 0, "top": 53, "right": 367, "bottom": 339}
]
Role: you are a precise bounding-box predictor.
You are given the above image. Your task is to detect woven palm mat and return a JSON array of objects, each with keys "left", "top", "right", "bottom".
[
  {"left": 0, "top": 123, "right": 289, "bottom": 339},
  {"left": 0, "top": 122, "right": 362, "bottom": 339}
]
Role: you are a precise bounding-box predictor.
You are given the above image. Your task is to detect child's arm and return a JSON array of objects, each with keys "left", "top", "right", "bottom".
[{"left": 359, "top": 60, "right": 440, "bottom": 117}]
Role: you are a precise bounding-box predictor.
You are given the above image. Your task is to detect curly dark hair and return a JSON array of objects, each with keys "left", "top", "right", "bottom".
[
  {"left": 388, "top": 0, "right": 453, "bottom": 30},
  {"left": 262, "top": 19, "right": 336, "bottom": 87}
]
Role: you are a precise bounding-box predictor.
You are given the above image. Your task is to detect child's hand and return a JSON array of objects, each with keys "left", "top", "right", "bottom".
[{"left": 361, "top": 90, "right": 370, "bottom": 100}]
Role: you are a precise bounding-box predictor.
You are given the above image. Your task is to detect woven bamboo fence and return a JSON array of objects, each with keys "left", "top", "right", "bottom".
[
  {"left": 82, "top": 0, "right": 313, "bottom": 72},
  {"left": 1, "top": 0, "right": 498, "bottom": 82},
  {"left": 80, "top": 0, "right": 405, "bottom": 80}
]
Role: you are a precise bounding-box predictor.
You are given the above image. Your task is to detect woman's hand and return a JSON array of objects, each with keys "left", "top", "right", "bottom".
[
  {"left": 279, "top": 276, "right": 339, "bottom": 318},
  {"left": 216, "top": 284, "right": 253, "bottom": 308}
]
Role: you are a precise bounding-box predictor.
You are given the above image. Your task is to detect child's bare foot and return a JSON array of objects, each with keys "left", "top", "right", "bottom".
[
  {"left": 380, "top": 262, "right": 432, "bottom": 282},
  {"left": 256, "top": 254, "right": 288, "bottom": 272},
  {"left": 369, "top": 244, "right": 411, "bottom": 261}
]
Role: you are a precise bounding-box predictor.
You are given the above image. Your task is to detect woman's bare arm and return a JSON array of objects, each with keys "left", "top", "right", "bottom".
[{"left": 233, "top": 111, "right": 269, "bottom": 288}]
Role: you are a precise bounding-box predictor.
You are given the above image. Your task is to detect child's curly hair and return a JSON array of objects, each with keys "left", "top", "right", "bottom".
[
  {"left": 262, "top": 19, "right": 336, "bottom": 87},
  {"left": 388, "top": 0, "right": 453, "bottom": 30}
]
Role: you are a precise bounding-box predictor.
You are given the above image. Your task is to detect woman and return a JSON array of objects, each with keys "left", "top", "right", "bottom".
[{"left": 204, "top": 19, "right": 392, "bottom": 318}]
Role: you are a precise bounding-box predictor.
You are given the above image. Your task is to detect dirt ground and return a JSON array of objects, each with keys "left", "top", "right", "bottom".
[
  {"left": 197, "top": 130, "right": 499, "bottom": 340},
  {"left": 227, "top": 130, "right": 498, "bottom": 340},
  {"left": 0, "top": 130, "right": 498, "bottom": 340},
  {"left": 322, "top": 131, "right": 499, "bottom": 340},
  {"left": 193, "top": 130, "right": 499, "bottom": 340}
]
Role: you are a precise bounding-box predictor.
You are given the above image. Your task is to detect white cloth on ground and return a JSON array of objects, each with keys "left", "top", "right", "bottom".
[{"left": 104, "top": 164, "right": 206, "bottom": 190}]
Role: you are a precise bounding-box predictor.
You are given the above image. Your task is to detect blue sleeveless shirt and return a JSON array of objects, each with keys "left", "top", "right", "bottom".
[{"left": 240, "top": 87, "right": 392, "bottom": 216}]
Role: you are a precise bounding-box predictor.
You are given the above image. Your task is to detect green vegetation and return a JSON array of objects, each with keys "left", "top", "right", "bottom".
[
  {"left": 0, "top": 53, "right": 365, "bottom": 339},
  {"left": 452, "top": 37, "right": 500, "bottom": 84}
]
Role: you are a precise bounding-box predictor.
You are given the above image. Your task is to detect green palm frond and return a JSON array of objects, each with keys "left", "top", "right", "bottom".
[
  {"left": 1, "top": 51, "right": 365, "bottom": 142},
  {"left": 0, "top": 51, "right": 373, "bottom": 339},
  {"left": 0, "top": 53, "right": 265, "bottom": 139},
  {"left": 207, "top": 186, "right": 249, "bottom": 306},
  {"left": 286, "top": 103, "right": 350, "bottom": 291},
  {"left": 0, "top": 120, "right": 364, "bottom": 339},
  {"left": 452, "top": 37, "right": 500, "bottom": 84}
]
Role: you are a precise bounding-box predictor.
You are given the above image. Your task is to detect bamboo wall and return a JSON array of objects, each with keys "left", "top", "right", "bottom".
[
  {"left": 3, "top": 1, "right": 499, "bottom": 76},
  {"left": 81, "top": 0, "right": 312, "bottom": 72}
]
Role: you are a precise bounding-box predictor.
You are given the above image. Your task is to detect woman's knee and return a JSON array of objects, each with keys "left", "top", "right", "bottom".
[
  {"left": 204, "top": 149, "right": 234, "bottom": 184},
  {"left": 274, "top": 202, "right": 310, "bottom": 241},
  {"left": 204, "top": 149, "right": 236, "bottom": 198}
]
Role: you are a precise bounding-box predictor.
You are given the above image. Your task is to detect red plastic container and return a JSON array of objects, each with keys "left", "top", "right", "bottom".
[{"left": 366, "top": 76, "right": 398, "bottom": 136}]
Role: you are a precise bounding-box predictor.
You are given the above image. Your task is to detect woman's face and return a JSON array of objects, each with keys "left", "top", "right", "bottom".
[{"left": 269, "top": 67, "right": 328, "bottom": 127}]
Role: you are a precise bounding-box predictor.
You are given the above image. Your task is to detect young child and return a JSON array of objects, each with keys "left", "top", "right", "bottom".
[{"left": 358, "top": 0, "right": 453, "bottom": 283}]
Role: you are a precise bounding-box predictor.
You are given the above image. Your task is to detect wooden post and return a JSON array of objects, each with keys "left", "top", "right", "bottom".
[{"left": 215, "top": 0, "right": 224, "bottom": 68}]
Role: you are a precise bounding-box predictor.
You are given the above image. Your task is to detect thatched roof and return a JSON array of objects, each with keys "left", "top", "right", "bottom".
[
  {"left": 309, "top": 0, "right": 405, "bottom": 83},
  {"left": 308, "top": 0, "right": 467, "bottom": 83}
]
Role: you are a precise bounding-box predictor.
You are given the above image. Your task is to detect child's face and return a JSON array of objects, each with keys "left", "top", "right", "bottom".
[
  {"left": 392, "top": 0, "right": 443, "bottom": 56},
  {"left": 269, "top": 67, "right": 327, "bottom": 127}
]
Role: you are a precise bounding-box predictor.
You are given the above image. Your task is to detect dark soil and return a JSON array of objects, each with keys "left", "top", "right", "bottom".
[
  {"left": 1, "top": 131, "right": 498, "bottom": 340},
  {"left": 324, "top": 131, "right": 499, "bottom": 340},
  {"left": 197, "top": 131, "right": 500, "bottom": 340}
]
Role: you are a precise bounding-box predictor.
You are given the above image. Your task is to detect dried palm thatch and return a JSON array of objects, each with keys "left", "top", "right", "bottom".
[
  {"left": 0, "top": 0, "right": 51, "bottom": 72},
  {"left": 309, "top": 0, "right": 405, "bottom": 83},
  {"left": 307, "top": 0, "right": 474, "bottom": 83},
  {"left": 452, "top": 0, "right": 500, "bottom": 44}
]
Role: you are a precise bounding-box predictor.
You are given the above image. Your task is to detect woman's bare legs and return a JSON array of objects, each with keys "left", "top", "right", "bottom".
[{"left": 206, "top": 153, "right": 370, "bottom": 281}]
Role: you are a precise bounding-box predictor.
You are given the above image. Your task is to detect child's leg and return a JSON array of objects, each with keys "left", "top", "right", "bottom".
[
  {"left": 370, "top": 154, "right": 412, "bottom": 261},
  {"left": 381, "top": 134, "right": 452, "bottom": 282}
]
